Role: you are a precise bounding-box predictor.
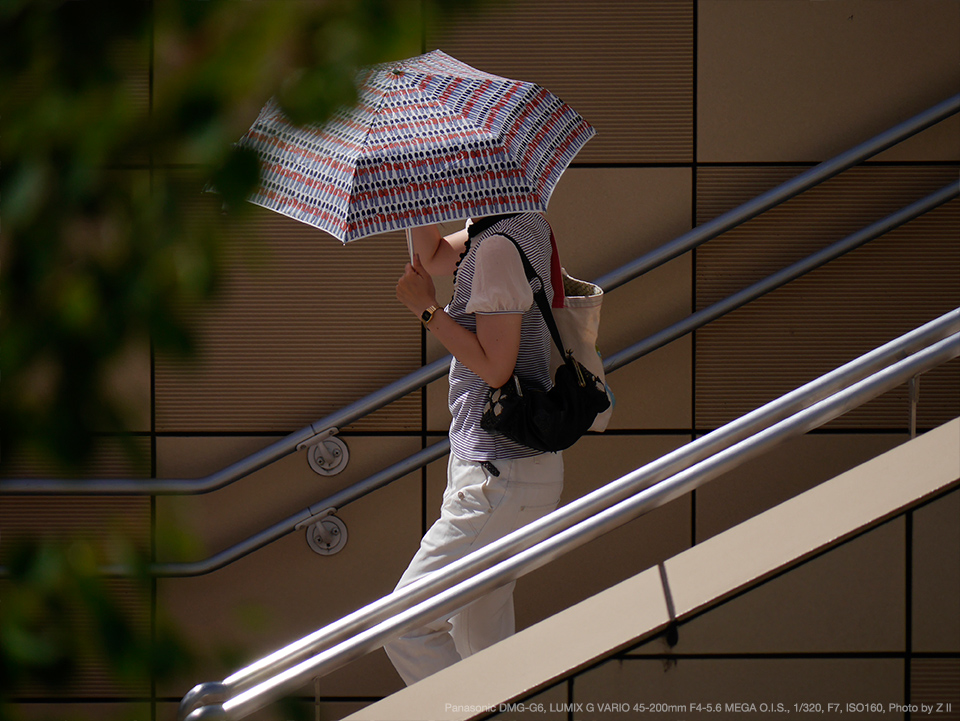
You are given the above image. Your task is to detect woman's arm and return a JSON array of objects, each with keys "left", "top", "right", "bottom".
[
  {"left": 408, "top": 225, "right": 470, "bottom": 277},
  {"left": 397, "top": 254, "right": 521, "bottom": 388}
]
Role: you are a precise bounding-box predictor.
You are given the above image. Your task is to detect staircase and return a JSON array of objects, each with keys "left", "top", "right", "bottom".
[{"left": 347, "top": 418, "right": 959, "bottom": 721}]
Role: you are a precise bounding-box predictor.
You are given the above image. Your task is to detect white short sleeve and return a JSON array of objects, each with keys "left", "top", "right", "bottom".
[{"left": 465, "top": 235, "right": 534, "bottom": 314}]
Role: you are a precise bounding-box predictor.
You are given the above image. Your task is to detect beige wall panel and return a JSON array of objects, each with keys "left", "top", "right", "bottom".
[
  {"left": 696, "top": 166, "right": 960, "bottom": 430},
  {"left": 428, "top": 0, "right": 693, "bottom": 163},
  {"left": 517, "top": 435, "right": 692, "bottom": 631},
  {"left": 548, "top": 169, "right": 693, "bottom": 284},
  {"left": 0, "top": 436, "right": 151, "bottom": 480},
  {"left": 600, "top": 281, "right": 692, "bottom": 430},
  {"left": 0, "top": 440, "right": 152, "bottom": 698},
  {"left": 695, "top": 433, "right": 906, "bottom": 543},
  {"left": 155, "top": 206, "right": 421, "bottom": 434},
  {"left": 0, "top": 436, "right": 152, "bottom": 569},
  {"left": 2, "top": 381, "right": 151, "bottom": 471},
  {"left": 156, "top": 467, "right": 420, "bottom": 697},
  {"left": 0, "top": 578, "right": 150, "bottom": 698},
  {"left": 698, "top": 0, "right": 960, "bottom": 163},
  {"left": 912, "top": 488, "right": 960, "bottom": 652},
  {"left": 911, "top": 660, "right": 960, "bottom": 720},
  {"left": 555, "top": 167, "right": 695, "bottom": 429},
  {"left": 574, "top": 657, "right": 903, "bottom": 719},
  {"left": 425, "top": 362, "right": 452, "bottom": 433},
  {"left": 155, "top": 435, "right": 421, "bottom": 560},
  {"left": 643, "top": 519, "right": 906, "bottom": 656},
  {"left": 696, "top": 167, "right": 960, "bottom": 301},
  {"left": 0, "top": 495, "right": 151, "bottom": 560}
]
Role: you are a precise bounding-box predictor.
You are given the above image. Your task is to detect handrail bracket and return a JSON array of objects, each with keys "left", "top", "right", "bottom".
[
  {"left": 297, "top": 427, "right": 350, "bottom": 476},
  {"left": 295, "top": 506, "right": 348, "bottom": 556}
]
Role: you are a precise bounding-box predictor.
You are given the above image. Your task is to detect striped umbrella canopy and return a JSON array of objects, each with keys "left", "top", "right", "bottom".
[{"left": 237, "top": 50, "right": 595, "bottom": 243}]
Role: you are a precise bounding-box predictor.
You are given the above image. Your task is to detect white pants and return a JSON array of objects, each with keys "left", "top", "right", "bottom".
[{"left": 384, "top": 451, "right": 564, "bottom": 686}]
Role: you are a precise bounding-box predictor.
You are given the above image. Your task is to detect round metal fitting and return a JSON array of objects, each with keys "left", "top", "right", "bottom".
[
  {"left": 305, "top": 515, "right": 348, "bottom": 556},
  {"left": 306, "top": 436, "right": 349, "bottom": 476}
]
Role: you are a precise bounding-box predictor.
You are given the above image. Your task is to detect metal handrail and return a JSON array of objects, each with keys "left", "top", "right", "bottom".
[
  {"left": 34, "top": 181, "right": 949, "bottom": 580},
  {"left": 178, "top": 310, "right": 960, "bottom": 717},
  {"left": 182, "top": 328, "right": 960, "bottom": 720},
  {"left": 142, "top": 183, "right": 959, "bottom": 578},
  {"left": 0, "top": 356, "right": 450, "bottom": 495},
  {"left": 593, "top": 92, "right": 960, "bottom": 293},
  {"left": 605, "top": 180, "right": 959, "bottom": 372},
  {"left": 4, "top": 92, "right": 957, "bottom": 497},
  {"left": 116, "top": 441, "right": 452, "bottom": 578}
]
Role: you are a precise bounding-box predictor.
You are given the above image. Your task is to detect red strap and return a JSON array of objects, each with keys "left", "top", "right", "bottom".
[{"left": 550, "top": 228, "right": 564, "bottom": 308}]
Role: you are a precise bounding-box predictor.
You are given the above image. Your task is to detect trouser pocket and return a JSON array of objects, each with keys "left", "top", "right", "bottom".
[
  {"left": 516, "top": 487, "right": 562, "bottom": 527},
  {"left": 442, "top": 455, "right": 506, "bottom": 536}
]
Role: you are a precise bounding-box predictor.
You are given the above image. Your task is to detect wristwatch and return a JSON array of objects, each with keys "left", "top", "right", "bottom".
[{"left": 420, "top": 305, "right": 440, "bottom": 326}]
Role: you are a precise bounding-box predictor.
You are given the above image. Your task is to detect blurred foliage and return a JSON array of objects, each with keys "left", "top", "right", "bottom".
[
  {"left": 0, "top": 0, "right": 481, "bottom": 474},
  {"left": 0, "top": 538, "right": 189, "bottom": 721},
  {"left": 0, "top": 1, "right": 485, "bottom": 719}
]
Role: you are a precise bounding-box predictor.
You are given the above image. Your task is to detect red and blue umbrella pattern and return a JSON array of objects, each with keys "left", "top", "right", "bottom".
[{"left": 237, "top": 50, "right": 595, "bottom": 243}]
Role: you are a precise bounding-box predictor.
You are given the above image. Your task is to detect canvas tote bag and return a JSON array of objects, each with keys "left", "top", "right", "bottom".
[{"left": 550, "top": 269, "right": 614, "bottom": 432}]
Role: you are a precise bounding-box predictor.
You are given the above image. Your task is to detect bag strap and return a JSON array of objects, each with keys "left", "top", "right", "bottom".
[
  {"left": 494, "top": 231, "right": 568, "bottom": 360},
  {"left": 467, "top": 213, "right": 520, "bottom": 238}
]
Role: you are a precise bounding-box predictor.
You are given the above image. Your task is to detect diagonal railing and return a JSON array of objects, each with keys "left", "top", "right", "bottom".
[
  {"left": 171, "top": 92, "right": 960, "bottom": 717},
  {"left": 1, "top": 109, "right": 956, "bottom": 583},
  {"left": 117, "top": 180, "right": 960, "bottom": 578},
  {"left": 1, "top": 92, "right": 957, "bottom": 497},
  {"left": 179, "top": 313, "right": 960, "bottom": 720}
]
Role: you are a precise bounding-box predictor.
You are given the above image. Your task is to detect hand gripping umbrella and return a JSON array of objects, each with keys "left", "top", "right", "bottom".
[{"left": 237, "top": 50, "right": 595, "bottom": 253}]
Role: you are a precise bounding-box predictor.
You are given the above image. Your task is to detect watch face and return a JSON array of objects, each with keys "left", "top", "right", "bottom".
[{"left": 421, "top": 308, "right": 433, "bottom": 322}]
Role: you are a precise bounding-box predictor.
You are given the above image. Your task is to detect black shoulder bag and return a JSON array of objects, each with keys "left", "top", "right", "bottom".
[{"left": 479, "top": 233, "right": 610, "bottom": 452}]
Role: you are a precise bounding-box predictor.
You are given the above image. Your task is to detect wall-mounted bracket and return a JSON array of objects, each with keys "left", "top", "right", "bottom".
[
  {"left": 296, "top": 507, "right": 348, "bottom": 556},
  {"left": 297, "top": 427, "right": 349, "bottom": 476}
]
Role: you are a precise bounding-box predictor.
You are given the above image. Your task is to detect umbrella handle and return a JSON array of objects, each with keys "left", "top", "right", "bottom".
[{"left": 405, "top": 228, "right": 414, "bottom": 264}]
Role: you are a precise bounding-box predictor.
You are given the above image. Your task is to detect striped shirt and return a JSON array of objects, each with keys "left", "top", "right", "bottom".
[{"left": 447, "top": 213, "right": 555, "bottom": 461}]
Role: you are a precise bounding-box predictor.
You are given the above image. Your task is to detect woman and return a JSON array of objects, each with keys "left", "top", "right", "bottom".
[{"left": 387, "top": 211, "right": 564, "bottom": 685}]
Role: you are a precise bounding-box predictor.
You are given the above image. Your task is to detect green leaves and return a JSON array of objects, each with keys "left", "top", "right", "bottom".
[
  {"left": 0, "top": 0, "right": 480, "bottom": 473},
  {"left": 0, "top": 1, "right": 485, "bottom": 717},
  {"left": 0, "top": 539, "right": 191, "bottom": 699}
]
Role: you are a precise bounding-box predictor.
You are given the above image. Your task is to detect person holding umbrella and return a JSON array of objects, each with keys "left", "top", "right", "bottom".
[
  {"left": 388, "top": 210, "right": 563, "bottom": 685},
  {"left": 232, "top": 48, "right": 597, "bottom": 685}
]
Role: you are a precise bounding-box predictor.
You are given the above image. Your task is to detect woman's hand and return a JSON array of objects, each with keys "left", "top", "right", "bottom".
[
  {"left": 396, "top": 254, "right": 438, "bottom": 317},
  {"left": 397, "top": 251, "right": 521, "bottom": 388}
]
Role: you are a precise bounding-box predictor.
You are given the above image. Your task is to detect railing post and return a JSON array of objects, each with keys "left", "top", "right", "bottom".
[{"left": 909, "top": 375, "right": 920, "bottom": 439}]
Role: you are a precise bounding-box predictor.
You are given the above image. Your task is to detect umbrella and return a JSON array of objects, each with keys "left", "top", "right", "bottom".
[{"left": 237, "top": 50, "right": 595, "bottom": 245}]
